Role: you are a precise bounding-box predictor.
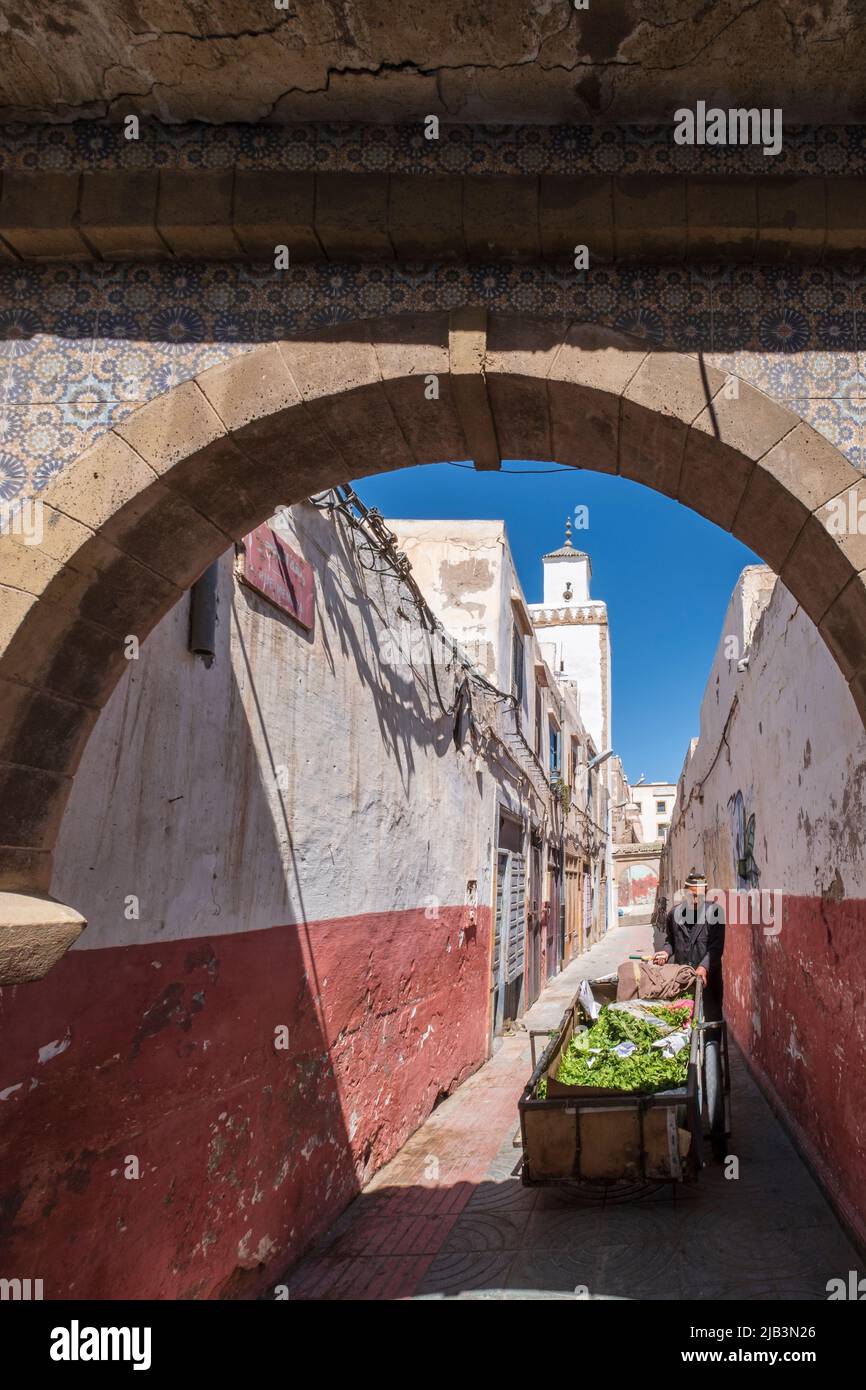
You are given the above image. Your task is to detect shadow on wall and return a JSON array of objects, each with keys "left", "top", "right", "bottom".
[
  {"left": 0, "top": 505, "right": 489, "bottom": 1299},
  {"left": 0, "top": 627, "right": 358, "bottom": 1298}
]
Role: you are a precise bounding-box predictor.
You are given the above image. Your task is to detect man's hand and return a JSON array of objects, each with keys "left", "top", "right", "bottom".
[
  {"left": 695, "top": 965, "right": 708, "bottom": 986},
  {"left": 652, "top": 951, "right": 670, "bottom": 965}
]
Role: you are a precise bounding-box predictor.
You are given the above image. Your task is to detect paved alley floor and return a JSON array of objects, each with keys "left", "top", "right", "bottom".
[{"left": 283, "top": 923, "right": 862, "bottom": 1300}]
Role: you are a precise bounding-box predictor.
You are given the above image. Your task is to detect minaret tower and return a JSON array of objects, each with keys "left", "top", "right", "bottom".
[
  {"left": 541, "top": 516, "right": 592, "bottom": 607},
  {"left": 528, "top": 516, "right": 610, "bottom": 757}
]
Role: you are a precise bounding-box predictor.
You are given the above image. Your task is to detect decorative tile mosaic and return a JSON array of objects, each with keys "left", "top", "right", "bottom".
[
  {"left": 3, "top": 120, "right": 866, "bottom": 176},
  {"left": 3, "top": 260, "right": 866, "bottom": 500}
]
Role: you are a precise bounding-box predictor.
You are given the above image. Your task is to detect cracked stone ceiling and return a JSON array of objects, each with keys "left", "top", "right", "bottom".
[{"left": 1, "top": 0, "right": 865, "bottom": 126}]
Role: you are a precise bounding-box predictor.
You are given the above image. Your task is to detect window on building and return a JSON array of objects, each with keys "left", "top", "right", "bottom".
[
  {"left": 512, "top": 624, "right": 524, "bottom": 703},
  {"left": 570, "top": 736, "right": 579, "bottom": 787},
  {"left": 657, "top": 823, "right": 669, "bottom": 841},
  {"left": 534, "top": 684, "right": 543, "bottom": 757},
  {"left": 656, "top": 799, "right": 667, "bottom": 814},
  {"left": 549, "top": 722, "right": 561, "bottom": 777}
]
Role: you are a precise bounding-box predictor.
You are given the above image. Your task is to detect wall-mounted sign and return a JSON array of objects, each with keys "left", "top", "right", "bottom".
[{"left": 241, "top": 522, "right": 315, "bottom": 630}]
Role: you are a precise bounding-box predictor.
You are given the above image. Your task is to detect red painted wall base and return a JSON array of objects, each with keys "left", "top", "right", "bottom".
[
  {"left": 0, "top": 905, "right": 490, "bottom": 1299},
  {"left": 724, "top": 893, "right": 866, "bottom": 1248}
]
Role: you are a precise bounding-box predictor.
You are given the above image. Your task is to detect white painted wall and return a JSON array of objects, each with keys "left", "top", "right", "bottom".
[
  {"left": 392, "top": 518, "right": 610, "bottom": 937},
  {"left": 666, "top": 565, "right": 866, "bottom": 899},
  {"left": 51, "top": 504, "right": 501, "bottom": 951},
  {"left": 542, "top": 552, "right": 591, "bottom": 606},
  {"left": 631, "top": 783, "right": 678, "bottom": 844}
]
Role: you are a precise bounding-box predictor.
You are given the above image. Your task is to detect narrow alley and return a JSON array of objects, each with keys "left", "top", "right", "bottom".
[
  {"left": 282, "top": 923, "right": 862, "bottom": 1302},
  {"left": 6, "top": 8, "right": 866, "bottom": 1358}
]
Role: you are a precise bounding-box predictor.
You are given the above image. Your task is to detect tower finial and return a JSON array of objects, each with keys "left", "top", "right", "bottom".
[{"left": 564, "top": 515, "right": 572, "bottom": 548}]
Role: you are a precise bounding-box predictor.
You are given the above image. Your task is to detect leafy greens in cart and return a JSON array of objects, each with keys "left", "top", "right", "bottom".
[{"left": 550, "top": 1004, "right": 691, "bottom": 1094}]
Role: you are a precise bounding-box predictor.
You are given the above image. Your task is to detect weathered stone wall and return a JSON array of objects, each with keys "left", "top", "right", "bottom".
[
  {"left": 666, "top": 566, "right": 866, "bottom": 1246},
  {"left": 2, "top": 8, "right": 864, "bottom": 125}
]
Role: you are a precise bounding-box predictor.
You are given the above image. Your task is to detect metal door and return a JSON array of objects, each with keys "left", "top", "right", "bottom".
[
  {"left": 545, "top": 855, "right": 560, "bottom": 981},
  {"left": 491, "top": 850, "right": 508, "bottom": 1037},
  {"left": 527, "top": 844, "right": 542, "bottom": 1007},
  {"left": 564, "top": 855, "right": 580, "bottom": 961},
  {"left": 504, "top": 850, "right": 526, "bottom": 1023}
]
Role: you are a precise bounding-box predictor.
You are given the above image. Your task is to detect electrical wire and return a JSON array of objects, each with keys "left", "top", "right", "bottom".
[
  {"left": 446, "top": 462, "right": 577, "bottom": 475},
  {"left": 308, "top": 484, "right": 609, "bottom": 851},
  {"left": 310, "top": 484, "right": 518, "bottom": 713}
]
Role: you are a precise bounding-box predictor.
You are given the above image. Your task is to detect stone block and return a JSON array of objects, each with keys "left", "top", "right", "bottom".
[
  {"left": 819, "top": 571, "right": 866, "bottom": 680},
  {"left": 485, "top": 316, "right": 566, "bottom": 461},
  {"left": 0, "top": 171, "right": 89, "bottom": 259},
  {"left": 731, "top": 463, "right": 810, "bottom": 573},
  {"left": 232, "top": 170, "right": 320, "bottom": 261},
  {"left": 46, "top": 431, "right": 160, "bottom": 534},
  {"left": 315, "top": 173, "right": 392, "bottom": 260},
  {"left": 825, "top": 177, "right": 866, "bottom": 261},
  {"left": 758, "top": 421, "right": 860, "bottom": 512},
  {"left": 690, "top": 379, "right": 794, "bottom": 460},
  {"left": 0, "top": 848, "right": 52, "bottom": 894},
  {"left": 370, "top": 313, "right": 466, "bottom": 465},
  {"left": 687, "top": 177, "right": 757, "bottom": 260},
  {"left": 549, "top": 382, "right": 620, "bottom": 474},
  {"left": 624, "top": 352, "right": 726, "bottom": 425},
  {"left": 551, "top": 322, "right": 648, "bottom": 399},
  {"left": 116, "top": 379, "right": 228, "bottom": 477},
  {"left": 448, "top": 307, "right": 499, "bottom": 470},
  {"left": 540, "top": 175, "right": 614, "bottom": 263},
  {"left": 0, "top": 760, "right": 69, "bottom": 852},
  {"left": 780, "top": 510, "right": 865, "bottom": 625},
  {"left": 678, "top": 429, "right": 754, "bottom": 531},
  {"left": 614, "top": 176, "right": 687, "bottom": 260},
  {"left": 157, "top": 170, "right": 239, "bottom": 258},
  {"left": 80, "top": 171, "right": 166, "bottom": 259},
  {"left": 757, "top": 177, "right": 826, "bottom": 263},
  {"left": 463, "top": 175, "right": 540, "bottom": 260},
  {"left": 619, "top": 402, "right": 686, "bottom": 497},
  {"left": 389, "top": 175, "right": 465, "bottom": 260},
  {"left": 0, "top": 586, "right": 128, "bottom": 707},
  {"left": 0, "top": 678, "right": 97, "bottom": 776}
]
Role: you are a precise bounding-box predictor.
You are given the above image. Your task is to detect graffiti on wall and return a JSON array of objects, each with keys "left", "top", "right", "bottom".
[{"left": 730, "top": 789, "right": 760, "bottom": 889}]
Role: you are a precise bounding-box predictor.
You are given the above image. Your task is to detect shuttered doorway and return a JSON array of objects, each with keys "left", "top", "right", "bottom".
[{"left": 492, "top": 818, "right": 526, "bottom": 1033}]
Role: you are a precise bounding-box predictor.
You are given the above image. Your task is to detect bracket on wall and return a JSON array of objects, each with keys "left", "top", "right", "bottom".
[{"left": 448, "top": 306, "right": 501, "bottom": 472}]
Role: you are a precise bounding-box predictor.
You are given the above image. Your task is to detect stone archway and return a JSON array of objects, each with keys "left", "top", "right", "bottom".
[{"left": 2, "top": 308, "right": 865, "bottom": 981}]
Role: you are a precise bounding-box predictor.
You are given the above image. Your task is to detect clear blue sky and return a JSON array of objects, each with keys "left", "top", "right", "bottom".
[{"left": 353, "top": 462, "right": 760, "bottom": 783}]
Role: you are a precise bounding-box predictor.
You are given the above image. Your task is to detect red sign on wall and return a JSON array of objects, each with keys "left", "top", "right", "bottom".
[{"left": 241, "top": 522, "right": 315, "bottom": 630}]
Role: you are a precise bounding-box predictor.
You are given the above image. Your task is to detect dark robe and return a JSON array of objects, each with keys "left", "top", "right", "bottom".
[{"left": 662, "top": 895, "right": 725, "bottom": 1022}]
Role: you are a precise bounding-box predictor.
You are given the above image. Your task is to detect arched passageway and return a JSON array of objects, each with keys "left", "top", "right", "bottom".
[{"left": 2, "top": 308, "right": 866, "bottom": 979}]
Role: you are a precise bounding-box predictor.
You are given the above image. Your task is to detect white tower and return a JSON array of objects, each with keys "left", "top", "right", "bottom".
[
  {"left": 541, "top": 517, "right": 592, "bottom": 607},
  {"left": 529, "top": 517, "right": 614, "bottom": 938},
  {"left": 529, "top": 519, "right": 611, "bottom": 755}
]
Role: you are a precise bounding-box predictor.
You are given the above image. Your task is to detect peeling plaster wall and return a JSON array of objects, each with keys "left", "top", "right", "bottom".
[
  {"left": 667, "top": 565, "right": 866, "bottom": 1244},
  {"left": 390, "top": 520, "right": 507, "bottom": 686},
  {"left": 0, "top": 501, "right": 497, "bottom": 1299}
]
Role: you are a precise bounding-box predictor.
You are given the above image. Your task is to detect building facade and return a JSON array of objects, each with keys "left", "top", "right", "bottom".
[
  {"left": 0, "top": 498, "right": 612, "bottom": 1298},
  {"left": 664, "top": 565, "right": 866, "bottom": 1248},
  {"left": 393, "top": 518, "right": 612, "bottom": 994},
  {"left": 631, "top": 781, "right": 678, "bottom": 844}
]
